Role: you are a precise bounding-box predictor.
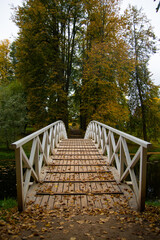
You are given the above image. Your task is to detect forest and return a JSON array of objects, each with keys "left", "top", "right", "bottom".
[{"left": 0, "top": 0, "right": 160, "bottom": 149}]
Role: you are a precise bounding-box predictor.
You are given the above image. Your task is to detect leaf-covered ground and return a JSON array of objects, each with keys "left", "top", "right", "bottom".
[{"left": 0, "top": 204, "right": 159, "bottom": 240}]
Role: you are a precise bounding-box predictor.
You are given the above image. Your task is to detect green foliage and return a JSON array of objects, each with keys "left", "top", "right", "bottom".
[
  {"left": 0, "top": 147, "right": 15, "bottom": 160},
  {"left": 14, "top": 0, "right": 85, "bottom": 128},
  {"left": 128, "top": 64, "right": 160, "bottom": 140},
  {"left": 0, "top": 81, "right": 27, "bottom": 148},
  {"left": 0, "top": 198, "right": 17, "bottom": 210},
  {"left": 146, "top": 200, "right": 160, "bottom": 207},
  {"left": 14, "top": 0, "right": 65, "bottom": 127},
  {"left": 124, "top": 6, "right": 159, "bottom": 141},
  {"left": 9, "top": 0, "right": 160, "bottom": 138}
]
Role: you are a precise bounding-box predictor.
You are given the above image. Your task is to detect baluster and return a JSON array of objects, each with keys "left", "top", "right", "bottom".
[
  {"left": 15, "top": 147, "right": 24, "bottom": 211},
  {"left": 120, "top": 136, "right": 125, "bottom": 178},
  {"left": 55, "top": 126, "right": 58, "bottom": 148},
  {"left": 35, "top": 137, "right": 40, "bottom": 179},
  {"left": 108, "top": 132, "right": 112, "bottom": 164},
  {"left": 50, "top": 127, "right": 54, "bottom": 154},
  {"left": 44, "top": 132, "right": 48, "bottom": 163}
]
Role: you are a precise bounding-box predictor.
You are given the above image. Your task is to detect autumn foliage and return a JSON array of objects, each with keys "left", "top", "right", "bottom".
[{"left": 0, "top": 0, "right": 159, "bottom": 141}]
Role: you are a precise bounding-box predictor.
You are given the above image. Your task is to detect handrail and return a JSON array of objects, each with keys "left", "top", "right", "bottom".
[
  {"left": 84, "top": 120, "right": 151, "bottom": 211},
  {"left": 11, "top": 120, "right": 67, "bottom": 211}
]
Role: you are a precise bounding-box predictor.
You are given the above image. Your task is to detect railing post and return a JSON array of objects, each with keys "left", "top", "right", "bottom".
[
  {"left": 102, "top": 128, "right": 107, "bottom": 155},
  {"left": 44, "top": 132, "right": 47, "bottom": 160},
  {"left": 97, "top": 126, "right": 101, "bottom": 148},
  {"left": 50, "top": 127, "right": 54, "bottom": 154},
  {"left": 35, "top": 137, "right": 40, "bottom": 180},
  {"left": 138, "top": 147, "right": 147, "bottom": 211},
  {"left": 15, "top": 147, "right": 24, "bottom": 211},
  {"left": 84, "top": 120, "right": 151, "bottom": 212},
  {"left": 55, "top": 126, "right": 58, "bottom": 148},
  {"left": 120, "top": 137, "right": 125, "bottom": 178},
  {"left": 108, "top": 132, "right": 112, "bottom": 163}
]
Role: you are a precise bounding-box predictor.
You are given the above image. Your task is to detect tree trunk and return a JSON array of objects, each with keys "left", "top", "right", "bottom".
[{"left": 135, "top": 65, "right": 147, "bottom": 141}]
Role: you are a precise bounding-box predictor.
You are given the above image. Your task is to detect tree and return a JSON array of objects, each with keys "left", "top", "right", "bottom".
[
  {"left": 128, "top": 63, "right": 160, "bottom": 140},
  {"left": 14, "top": 0, "right": 66, "bottom": 127},
  {"left": 125, "top": 6, "right": 157, "bottom": 140},
  {"left": 0, "top": 81, "right": 27, "bottom": 149},
  {"left": 15, "top": 1, "right": 63, "bottom": 127},
  {"left": 13, "top": 0, "right": 158, "bottom": 135},
  {"left": 80, "top": 0, "right": 132, "bottom": 129},
  {"left": 154, "top": 0, "right": 160, "bottom": 12},
  {"left": 0, "top": 39, "right": 12, "bottom": 85},
  {"left": 14, "top": 0, "right": 85, "bottom": 128},
  {"left": 9, "top": 41, "right": 18, "bottom": 80}
]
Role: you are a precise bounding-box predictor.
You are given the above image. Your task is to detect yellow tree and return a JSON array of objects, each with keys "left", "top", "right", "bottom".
[
  {"left": 0, "top": 39, "right": 12, "bottom": 85},
  {"left": 80, "top": 0, "right": 132, "bottom": 129}
]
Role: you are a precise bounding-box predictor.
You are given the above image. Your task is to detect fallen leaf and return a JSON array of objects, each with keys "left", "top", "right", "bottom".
[
  {"left": 84, "top": 233, "right": 91, "bottom": 236},
  {"left": 0, "top": 220, "right": 6, "bottom": 226},
  {"left": 56, "top": 226, "right": 64, "bottom": 230},
  {"left": 76, "top": 220, "right": 85, "bottom": 224},
  {"left": 40, "top": 235, "right": 45, "bottom": 239},
  {"left": 45, "top": 223, "right": 51, "bottom": 227},
  {"left": 60, "top": 221, "right": 64, "bottom": 225},
  {"left": 99, "top": 217, "right": 110, "bottom": 223}
]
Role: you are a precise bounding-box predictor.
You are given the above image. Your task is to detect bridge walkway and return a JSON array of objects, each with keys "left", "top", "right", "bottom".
[{"left": 25, "top": 139, "right": 134, "bottom": 210}]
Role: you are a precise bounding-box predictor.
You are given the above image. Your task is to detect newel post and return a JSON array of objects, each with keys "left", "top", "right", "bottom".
[
  {"left": 138, "top": 146, "right": 147, "bottom": 211},
  {"left": 15, "top": 147, "right": 24, "bottom": 211}
]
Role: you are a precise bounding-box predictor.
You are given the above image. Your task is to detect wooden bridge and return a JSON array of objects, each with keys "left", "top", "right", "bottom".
[{"left": 12, "top": 121, "right": 151, "bottom": 212}]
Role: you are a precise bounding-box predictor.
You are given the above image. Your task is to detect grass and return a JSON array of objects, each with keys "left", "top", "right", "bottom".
[
  {"left": 0, "top": 126, "right": 35, "bottom": 161},
  {"left": 148, "top": 154, "right": 160, "bottom": 162},
  {"left": 0, "top": 198, "right": 17, "bottom": 210},
  {"left": 0, "top": 146, "right": 15, "bottom": 160},
  {"left": 0, "top": 198, "right": 17, "bottom": 222},
  {"left": 146, "top": 199, "right": 160, "bottom": 207}
]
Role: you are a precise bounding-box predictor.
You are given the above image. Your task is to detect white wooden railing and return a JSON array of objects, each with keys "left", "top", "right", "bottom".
[
  {"left": 84, "top": 120, "right": 151, "bottom": 211},
  {"left": 12, "top": 120, "right": 67, "bottom": 211}
]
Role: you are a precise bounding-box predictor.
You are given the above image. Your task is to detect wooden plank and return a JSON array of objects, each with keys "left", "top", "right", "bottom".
[
  {"left": 79, "top": 172, "right": 87, "bottom": 208},
  {"left": 46, "top": 171, "right": 111, "bottom": 173},
  {"left": 51, "top": 159, "right": 105, "bottom": 161},
  {"left": 25, "top": 138, "right": 133, "bottom": 212},
  {"left": 57, "top": 149, "right": 98, "bottom": 152},
  {"left": 74, "top": 163, "right": 81, "bottom": 208},
  {"left": 53, "top": 153, "right": 103, "bottom": 156},
  {"left": 90, "top": 182, "right": 103, "bottom": 209},
  {"left": 42, "top": 180, "right": 116, "bottom": 183}
]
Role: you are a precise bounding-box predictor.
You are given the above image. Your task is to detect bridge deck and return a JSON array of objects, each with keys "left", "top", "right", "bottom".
[{"left": 26, "top": 139, "right": 136, "bottom": 210}]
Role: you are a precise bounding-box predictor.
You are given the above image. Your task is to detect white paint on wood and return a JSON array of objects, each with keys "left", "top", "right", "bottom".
[
  {"left": 12, "top": 120, "right": 67, "bottom": 211},
  {"left": 85, "top": 120, "right": 151, "bottom": 211}
]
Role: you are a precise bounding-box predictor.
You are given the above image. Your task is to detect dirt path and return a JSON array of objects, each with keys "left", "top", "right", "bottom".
[{"left": 0, "top": 205, "right": 159, "bottom": 240}]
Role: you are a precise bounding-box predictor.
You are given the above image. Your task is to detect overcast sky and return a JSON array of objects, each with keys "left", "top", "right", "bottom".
[{"left": 0, "top": 0, "right": 160, "bottom": 86}]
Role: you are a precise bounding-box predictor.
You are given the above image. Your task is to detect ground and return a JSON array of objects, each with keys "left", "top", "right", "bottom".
[{"left": 0, "top": 204, "right": 160, "bottom": 240}]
